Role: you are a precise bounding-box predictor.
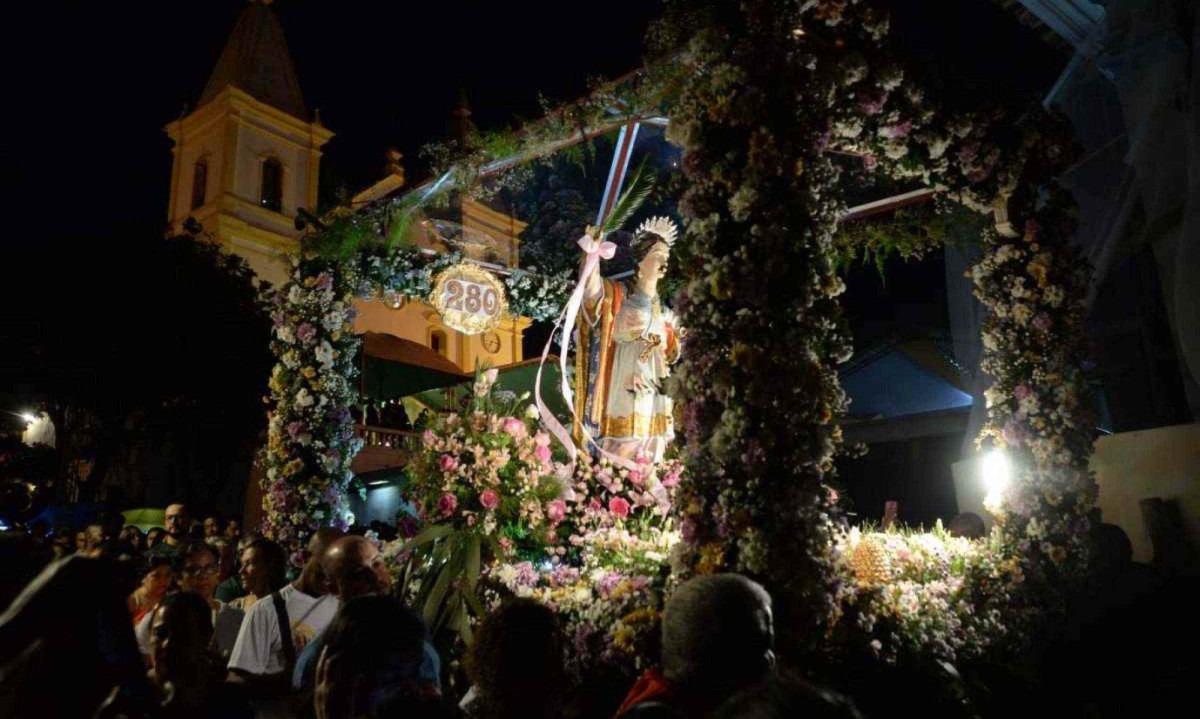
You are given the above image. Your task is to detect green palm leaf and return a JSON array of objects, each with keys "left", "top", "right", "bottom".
[{"left": 600, "top": 157, "right": 656, "bottom": 235}]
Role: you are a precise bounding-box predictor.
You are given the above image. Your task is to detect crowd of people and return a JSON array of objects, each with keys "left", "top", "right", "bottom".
[{"left": 0, "top": 502, "right": 865, "bottom": 719}]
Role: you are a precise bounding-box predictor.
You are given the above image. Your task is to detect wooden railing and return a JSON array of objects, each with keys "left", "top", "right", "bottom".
[{"left": 355, "top": 424, "right": 418, "bottom": 449}]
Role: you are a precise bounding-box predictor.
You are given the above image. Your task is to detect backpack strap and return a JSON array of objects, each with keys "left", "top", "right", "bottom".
[{"left": 271, "top": 590, "right": 297, "bottom": 677}]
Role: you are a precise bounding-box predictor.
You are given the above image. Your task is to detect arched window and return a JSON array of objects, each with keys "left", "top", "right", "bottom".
[
  {"left": 430, "top": 330, "right": 447, "bottom": 357},
  {"left": 191, "top": 159, "right": 208, "bottom": 209},
  {"left": 260, "top": 158, "right": 283, "bottom": 212}
]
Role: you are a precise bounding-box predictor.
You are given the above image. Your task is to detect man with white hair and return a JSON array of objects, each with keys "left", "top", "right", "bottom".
[{"left": 616, "top": 573, "right": 776, "bottom": 717}]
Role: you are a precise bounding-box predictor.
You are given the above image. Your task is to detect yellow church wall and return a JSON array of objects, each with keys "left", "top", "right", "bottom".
[{"left": 352, "top": 297, "right": 532, "bottom": 373}]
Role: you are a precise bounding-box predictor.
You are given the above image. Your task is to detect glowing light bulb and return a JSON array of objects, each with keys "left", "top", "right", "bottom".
[{"left": 981, "top": 449, "right": 1011, "bottom": 510}]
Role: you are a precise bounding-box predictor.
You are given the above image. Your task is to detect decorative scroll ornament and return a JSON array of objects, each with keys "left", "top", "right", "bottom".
[{"left": 430, "top": 263, "right": 508, "bottom": 335}]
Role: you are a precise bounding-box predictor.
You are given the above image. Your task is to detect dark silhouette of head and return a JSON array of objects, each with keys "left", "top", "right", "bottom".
[
  {"left": 316, "top": 595, "right": 430, "bottom": 718},
  {"left": 150, "top": 591, "right": 214, "bottom": 690},
  {"left": 661, "top": 574, "right": 775, "bottom": 710},
  {"left": 467, "top": 598, "right": 565, "bottom": 718},
  {"left": 948, "top": 512, "right": 987, "bottom": 539}
]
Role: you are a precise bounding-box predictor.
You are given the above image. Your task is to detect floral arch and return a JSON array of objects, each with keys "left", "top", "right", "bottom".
[{"left": 261, "top": 0, "right": 1096, "bottom": 685}]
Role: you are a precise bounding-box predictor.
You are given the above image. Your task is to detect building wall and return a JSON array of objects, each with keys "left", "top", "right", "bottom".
[{"left": 352, "top": 298, "right": 530, "bottom": 372}]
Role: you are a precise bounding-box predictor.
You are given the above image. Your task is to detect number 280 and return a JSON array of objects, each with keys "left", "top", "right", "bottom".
[{"left": 444, "top": 280, "right": 499, "bottom": 316}]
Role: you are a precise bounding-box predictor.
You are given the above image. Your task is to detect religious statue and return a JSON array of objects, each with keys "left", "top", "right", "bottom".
[{"left": 576, "top": 217, "right": 683, "bottom": 462}]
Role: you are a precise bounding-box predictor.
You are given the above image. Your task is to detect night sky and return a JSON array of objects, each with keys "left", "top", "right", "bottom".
[{"left": 0, "top": 0, "right": 1064, "bottom": 401}]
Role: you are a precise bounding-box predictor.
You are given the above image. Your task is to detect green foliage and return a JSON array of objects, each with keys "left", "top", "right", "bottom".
[{"left": 833, "top": 205, "right": 949, "bottom": 277}]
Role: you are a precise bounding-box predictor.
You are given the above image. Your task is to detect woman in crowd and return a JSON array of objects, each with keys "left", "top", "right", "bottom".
[
  {"left": 123, "top": 525, "right": 147, "bottom": 553},
  {"left": 128, "top": 554, "right": 174, "bottom": 625},
  {"left": 146, "top": 526, "right": 166, "bottom": 549}
]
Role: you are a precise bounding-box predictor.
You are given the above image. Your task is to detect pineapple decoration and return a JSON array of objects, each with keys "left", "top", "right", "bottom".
[{"left": 850, "top": 534, "right": 893, "bottom": 585}]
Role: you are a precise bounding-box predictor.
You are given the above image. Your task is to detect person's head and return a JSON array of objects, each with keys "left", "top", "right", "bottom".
[
  {"left": 139, "top": 555, "right": 175, "bottom": 602},
  {"left": 299, "top": 527, "right": 345, "bottom": 593},
  {"left": 202, "top": 515, "right": 221, "bottom": 539},
  {"left": 630, "top": 217, "right": 677, "bottom": 287},
  {"left": 145, "top": 527, "right": 166, "bottom": 548},
  {"left": 315, "top": 595, "right": 431, "bottom": 719},
  {"left": 948, "top": 512, "right": 986, "bottom": 540},
  {"left": 164, "top": 504, "right": 190, "bottom": 543},
  {"left": 223, "top": 518, "right": 241, "bottom": 540},
  {"left": 323, "top": 535, "right": 392, "bottom": 601},
  {"left": 84, "top": 523, "right": 104, "bottom": 550},
  {"left": 712, "top": 671, "right": 863, "bottom": 719},
  {"left": 174, "top": 541, "right": 220, "bottom": 600},
  {"left": 467, "top": 598, "right": 564, "bottom": 717},
  {"left": 75, "top": 530, "right": 89, "bottom": 553},
  {"left": 121, "top": 525, "right": 145, "bottom": 550},
  {"left": 149, "top": 591, "right": 213, "bottom": 688},
  {"left": 1090, "top": 522, "right": 1133, "bottom": 577},
  {"left": 661, "top": 574, "right": 775, "bottom": 707},
  {"left": 100, "top": 511, "right": 125, "bottom": 542},
  {"left": 239, "top": 537, "right": 288, "bottom": 597}
]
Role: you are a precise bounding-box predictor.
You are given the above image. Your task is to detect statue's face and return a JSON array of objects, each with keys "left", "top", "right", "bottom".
[{"left": 638, "top": 241, "right": 671, "bottom": 281}]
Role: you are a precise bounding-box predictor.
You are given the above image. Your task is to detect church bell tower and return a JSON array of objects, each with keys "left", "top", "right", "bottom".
[{"left": 164, "top": 0, "right": 333, "bottom": 285}]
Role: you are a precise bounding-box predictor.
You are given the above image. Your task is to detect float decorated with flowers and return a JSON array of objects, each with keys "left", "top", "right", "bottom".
[{"left": 258, "top": 0, "right": 1100, "bottom": 703}]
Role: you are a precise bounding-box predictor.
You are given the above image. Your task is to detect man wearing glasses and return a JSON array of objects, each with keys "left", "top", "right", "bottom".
[
  {"left": 146, "top": 502, "right": 192, "bottom": 560},
  {"left": 135, "top": 541, "right": 245, "bottom": 662}
]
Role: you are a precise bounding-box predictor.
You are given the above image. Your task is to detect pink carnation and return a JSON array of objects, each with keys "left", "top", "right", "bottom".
[
  {"left": 628, "top": 469, "right": 645, "bottom": 487},
  {"left": 439, "top": 454, "right": 459, "bottom": 472},
  {"left": 546, "top": 499, "right": 567, "bottom": 524},
  {"left": 533, "top": 431, "right": 551, "bottom": 447},
  {"left": 501, "top": 417, "right": 527, "bottom": 439},
  {"left": 534, "top": 444, "right": 552, "bottom": 465},
  {"left": 422, "top": 429, "right": 437, "bottom": 447},
  {"left": 480, "top": 489, "right": 500, "bottom": 510},
  {"left": 438, "top": 493, "right": 458, "bottom": 517},
  {"left": 608, "top": 497, "right": 631, "bottom": 519}
]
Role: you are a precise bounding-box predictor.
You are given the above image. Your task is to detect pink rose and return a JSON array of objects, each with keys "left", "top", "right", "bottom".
[
  {"left": 534, "top": 444, "right": 552, "bottom": 464},
  {"left": 422, "top": 429, "right": 436, "bottom": 447},
  {"left": 608, "top": 497, "right": 631, "bottom": 519},
  {"left": 438, "top": 493, "right": 457, "bottom": 517},
  {"left": 628, "top": 469, "right": 645, "bottom": 487},
  {"left": 439, "top": 454, "right": 459, "bottom": 472},
  {"left": 501, "top": 417, "right": 527, "bottom": 439},
  {"left": 662, "top": 468, "right": 682, "bottom": 488},
  {"left": 546, "top": 499, "right": 567, "bottom": 524},
  {"left": 480, "top": 489, "right": 500, "bottom": 510}
]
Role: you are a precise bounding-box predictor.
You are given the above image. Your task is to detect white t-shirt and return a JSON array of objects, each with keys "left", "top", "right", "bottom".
[
  {"left": 227, "top": 583, "right": 339, "bottom": 676},
  {"left": 135, "top": 599, "right": 244, "bottom": 662}
]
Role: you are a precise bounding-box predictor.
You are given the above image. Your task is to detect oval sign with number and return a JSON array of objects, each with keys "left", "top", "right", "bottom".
[{"left": 430, "top": 263, "right": 509, "bottom": 335}]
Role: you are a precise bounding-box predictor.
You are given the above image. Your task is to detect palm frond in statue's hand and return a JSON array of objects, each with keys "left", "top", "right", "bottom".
[{"left": 600, "top": 158, "right": 656, "bottom": 236}]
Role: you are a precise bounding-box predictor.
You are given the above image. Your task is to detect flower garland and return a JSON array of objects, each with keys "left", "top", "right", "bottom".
[
  {"left": 972, "top": 193, "right": 1097, "bottom": 582},
  {"left": 654, "top": 0, "right": 1094, "bottom": 660},
  {"left": 261, "top": 218, "right": 571, "bottom": 549}
]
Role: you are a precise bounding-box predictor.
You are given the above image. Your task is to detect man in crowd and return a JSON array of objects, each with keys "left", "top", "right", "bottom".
[
  {"left": 147, "top": 502, "right": 191, "bottom": 560},
  {"left": 136, "top": 541, "right": 245, "bottom": 662},
  {"left": 290, "top": 535, "right": 408, "bottom": 691},
  {"left": 204, "top": 515, "right": 224, "bottom": 541},
  {"left": 225, "top": 536, "right": 288, "bottom": 609},
  {"left": 616, "top": 573, "right": 776, "bottom": 717},
  {"left": 226, "top": 528, "right": 342, "bottom": 718}
]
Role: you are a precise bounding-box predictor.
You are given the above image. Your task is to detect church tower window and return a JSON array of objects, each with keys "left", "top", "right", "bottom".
[
  {"left": 191, "top": 159, "right": 208, "bottom": 209},
  {"left": 260, "top": 157, "right": 283, "bottom": 212}
]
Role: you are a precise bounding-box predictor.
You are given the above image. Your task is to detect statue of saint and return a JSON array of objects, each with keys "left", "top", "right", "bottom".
[{"left": 576, "top": 217, "right": 682, "bottom": 462}]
